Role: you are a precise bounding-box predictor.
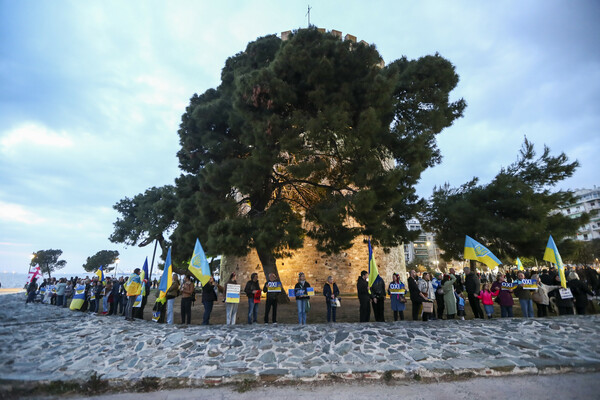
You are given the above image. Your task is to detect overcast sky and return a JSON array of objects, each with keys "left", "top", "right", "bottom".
[{"left": 1, "top": 0, "right": 598, "bottom": 275}]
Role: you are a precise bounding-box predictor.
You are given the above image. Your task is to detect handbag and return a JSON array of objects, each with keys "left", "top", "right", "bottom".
[
  {"left": 333, "top": 298, "right": 341, "bottom": 307},
  {"left": 422, "top": 301, "right": 434, "bottom": 313},
  {"left": 531, "top": 290, "right": 542, "bottom": 303}
]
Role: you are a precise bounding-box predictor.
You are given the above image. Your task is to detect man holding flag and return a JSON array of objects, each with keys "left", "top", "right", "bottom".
[
  {"left": 543, "top": 235, "right": 575, "bottom": 315},
  {"left": 368, "top": 240, "right": 386, "bottom": 322},
  {"left": 125, "top": 268, "right": 142, "bottom": 321},
  {"left": 464, "top": 236, "right": 502, "bottom": 319}
]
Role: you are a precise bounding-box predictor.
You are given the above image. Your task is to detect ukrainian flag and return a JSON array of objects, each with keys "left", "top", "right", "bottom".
[
  {"left": 69, "top": 284, "right": 86, "bottom": 310},
  {"left": 188, "top": 239, "right": 211, "bottom": 286},
  {"left": 368, "top": 239, "right": 380, "bottom": 288},
  {"left": 464, "top": 236, "right": 502, "bottom": 268},
  {"left": 516, "top": 258, "right": 524, "bottom": 271},
  {"left": 134, "top": 258, "right": 149, "bottom": 308},
  {"left": 543, "top": 235, "right": 566, "bottom": 288},
  {"left": 158, "top": 247, "right": 173, "bottom": 302},
  {"left": 95, "top": 265, "right": 105, "bottom": 285}
]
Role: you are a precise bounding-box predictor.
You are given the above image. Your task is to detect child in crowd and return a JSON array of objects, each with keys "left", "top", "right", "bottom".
[
  {"left": 455, "top": 291, "right": 466, "bottom": 320},
  {"left": 477, "top": 282, "right": 498, "bottom": 319}
]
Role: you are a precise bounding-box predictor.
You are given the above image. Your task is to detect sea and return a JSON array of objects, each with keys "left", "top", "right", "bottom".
[{"left": 0, "top": 271, "right": 133, "bottom": 289}]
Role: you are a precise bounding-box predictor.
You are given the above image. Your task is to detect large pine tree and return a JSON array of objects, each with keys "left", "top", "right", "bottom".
[{"left": 172, "top": 28, "right": 465, "bottom": 279}]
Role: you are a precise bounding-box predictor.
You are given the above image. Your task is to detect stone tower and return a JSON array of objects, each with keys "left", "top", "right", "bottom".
[{"left": 220, "top": 29, "right": 407, "bottom": 294}]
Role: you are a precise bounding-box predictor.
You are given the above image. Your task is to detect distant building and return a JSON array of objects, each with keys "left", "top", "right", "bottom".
[
  {"left": 404, "top": 218, "right": 440, "bottom": 269},
  {"left": 559, "top": 186, "right": 600, "bottom": 241}
]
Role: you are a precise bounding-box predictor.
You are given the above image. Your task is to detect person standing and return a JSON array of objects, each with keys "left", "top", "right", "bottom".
[
  {"left": 166, "top": 274, "right": 180, "bottom": 325},
  {"left": 109, "top": 277, "right": 120, "bottom": 316},
  {"left": 464, "top": 267, "right": 484, "bottom": 319},
  {"left": 370, "top": 275, "right": 386, "bottom": 322},
  {"left": 514, "top": 272, "right": 534, "bottom": 318},
  {"left": 418, "top": 272, "right": 435, "bottom": 321},
  {"left": 201, "top": 276, "right": 219, "bottom": 325},
  {"left": 56, "top": 278, "right": 67, "bottom": 307},
  {"left": 433, "top": 273, "right": 445, "bottom": 319},
  {"left": 491, "top": 273, "right": 514, "bottom": 317},
  {"left": 407, "top": 270, "right": 422, "bottom": 321},
  {"left": 224, "top": 273, "right": 239, "bottom": 325},
  {"left": 567, "top": 272, "right": 593, "bottom": 315},
  {"left": 180, "top": 275, "right": 194, "bottom": 325},
  {"left": 102, "top": 277, "right": 112, "bottom": 315},
  {"left": 442, "top": 272, "right": 457, "bottom": 319},
  {"left": 26, "top": 278, "right": 38, "bottom": 304},
  {"left": 388, "top": 273, "right": 406, "bottom": 321},
  {"left": 263, "top": 273, "right": 283, "bottom": 324},
  {"left": 323, "top": 275, "right": 340, "bottom": 323},
  {"left": 125, "top": 268, "right": 142, "bottom": 321},
  {"left": 244, "top": 273, "right": 260, "bottom": 324},
  {"left": 357, "top": 270, "right": 370, "bottom": 322},
  {"left": 294, "top": 272, "right": 311, "bottom": 325}
]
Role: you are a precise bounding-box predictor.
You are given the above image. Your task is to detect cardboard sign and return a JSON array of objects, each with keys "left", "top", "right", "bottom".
[
  {"left": 288, "top": 288, "right": 296, "bottom": 298},
  {"left": 389, "top": 283, "right": 406, "bottom": 295},
  {"left": 559, "top": 288, "right": 573, "bottom": 299},
  {"left": 501, "top": 282, "right": 517, "bottom": 290},
  {"left": 226, "top": 284, "right": 241, "bottom": 303},
  {"left": 267, "top": 281, "right": 282, "bottom": 292},
  {"left": 307, "top": 287, "right": 315, "bottom": 296}
]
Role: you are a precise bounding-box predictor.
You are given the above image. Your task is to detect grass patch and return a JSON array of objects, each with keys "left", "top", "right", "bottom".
[{"left": 235, "top": 378, "right": 258, "bottom": 393}]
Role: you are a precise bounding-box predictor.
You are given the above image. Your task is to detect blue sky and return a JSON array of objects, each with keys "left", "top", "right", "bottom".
[{"left": 1, "top": 0, "right": 599, "bottom": 275}]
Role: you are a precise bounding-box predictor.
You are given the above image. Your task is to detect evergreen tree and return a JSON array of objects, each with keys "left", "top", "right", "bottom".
[
  {"left": 172, "top": 28, "right": 465, "bottom": 279},
  {"left": 422, "top": 138, "right": 589, "bottom": 261},
  {"left": 82, "top": 250, "right": 120, "bottom": 273},
  {"left": 30, "top": 249, "right": 67, "bottom": 278}
]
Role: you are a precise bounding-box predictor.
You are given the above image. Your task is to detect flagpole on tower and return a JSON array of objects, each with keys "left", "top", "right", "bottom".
[{"left": 306, "top": 5, "right": 312, "bottom": 27}]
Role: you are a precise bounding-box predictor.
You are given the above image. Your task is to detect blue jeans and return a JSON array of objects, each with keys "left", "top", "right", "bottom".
[
  {"left": 483, "top": 304, "right": 494, "bottom": 317},
  {"left": 297, "top": 299, "right": 308, "bottom": 325},
  {"left": 89, "top": 299, "right": 97, "bottom": 313},
  {"left": 202, "top": 300, "right": 213, "bottom": 325},
  {"left": 57, "top": 294, "right": 65, "bottom": 307},
  {"left": 248, "top": 299, "right": 258, "bottom": 324},
  {"left": 519, "top": 299, "right": 534, "bottom": 318},
  {"left": 166, "top": 298, "right": 175, "bottom": 324},
  {"left": 500, "top": 305, "right": 513, "bottom": 318}
]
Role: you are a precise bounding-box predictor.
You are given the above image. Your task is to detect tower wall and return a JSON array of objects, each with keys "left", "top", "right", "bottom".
[{"left": 220, "top": 237, "right": 406, "bottom": 294}]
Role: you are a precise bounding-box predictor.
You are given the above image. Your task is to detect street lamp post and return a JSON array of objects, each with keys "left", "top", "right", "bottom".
[
  {"left": 114, "top": 258, "right": 120, "bottom": 278},
  {"left": 426, "top": 241, "right": 439, "bottom": 271}
]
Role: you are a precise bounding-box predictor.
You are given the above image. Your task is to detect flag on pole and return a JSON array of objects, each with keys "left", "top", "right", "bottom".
[
  {"left": 27, "top": 266, "right": 41, "bottom": 284},
  {"left": 134, "top": 258, "right": 149, "bottom": 308},
  {"left": 158, "top": 247, "right": 173, "bottom": 302},
  {"left": 188, "top": 239, "right": 211, "bottom": 286},
  {"left": 516, "top": 258, "right": 524, "bottom": 271},
  {"left": 543, "top": 235, "right": 566, "bottom": 288},
  {"left": 463, "top": 236, "right": 502, "bottom": 268},
  {"left": 368, "top": 239, "right": 380, "bottom": 288},
  {"left": 95, "top": 265, "right": 105, "bottom": 285}
]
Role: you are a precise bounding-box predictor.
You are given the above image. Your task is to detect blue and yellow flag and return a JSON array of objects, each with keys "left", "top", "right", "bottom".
[
  {"left": 134, "top": 258, "right": 149, "bottom": 307},
  {"left": 69, "top": 284, "right": 86, "bottom": 310},
  {"left": 158, "top": 247, "right": 173, "bottom": 302},
  {"left": 188, "top": 239, "right": 211, "bottom": 286},
  {"left": 95, "top": 265, "right": 105, "bottom": 285},
  {"left": 464, "top": 236, "right": 502, "bottom": 268},
  {"left": 368, "top": 239, "right": 380, "bottom": 288},
  {"left": 543, "top": 235, "right": 566, "bottom": 288},
  {"left": 516, "top": 258, "right": 524, "bottom": 271}
]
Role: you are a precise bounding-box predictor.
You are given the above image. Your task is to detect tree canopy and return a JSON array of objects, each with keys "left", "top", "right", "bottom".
[
  {"left": 31, "top": 249, "right": 67, "bottom": 278},
  {"left": 421, "top": 138, "right": 589, "bottom": 262},
  {"left": 172, "top": 28, "right": 465, "bottom": 278},
  {"left": 109, "top": 185, "right": 177, "bottom": 257},
  {"left": 82, "top": 250, "right": 120, "bottom": 273}
]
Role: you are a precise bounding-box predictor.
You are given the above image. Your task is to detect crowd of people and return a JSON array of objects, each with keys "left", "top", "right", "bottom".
[{"left": 23, "top": 264, "right": 599, "bottom": 325}]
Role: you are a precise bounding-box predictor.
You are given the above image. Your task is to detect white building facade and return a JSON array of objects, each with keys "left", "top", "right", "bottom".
[{"left": 560, "top": 186, "right": 600, "bottom": 241}]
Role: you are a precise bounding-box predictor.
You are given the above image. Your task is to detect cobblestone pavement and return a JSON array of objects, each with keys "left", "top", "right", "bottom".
[{"left": 1, "top": 293, "right": 599, "bottom": 388}]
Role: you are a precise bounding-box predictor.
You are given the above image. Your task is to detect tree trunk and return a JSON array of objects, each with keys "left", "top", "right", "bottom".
[{"left": 256, "top": 248, "right": 290, "bottom": 304}]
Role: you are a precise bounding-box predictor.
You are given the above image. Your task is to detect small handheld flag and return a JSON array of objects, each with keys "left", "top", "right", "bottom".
[
  {"left": 516, "top": 258, "right": 524, "bottom": 271},
  {"left": 464, "top": 236, "right": 502, "bottom": 268},
  {"left": 188, "top": 239, "right": 211, "bottom": 286},
  {"left": 543, "top": 235, "right": 566, "bottom": 288},
  {"left": 95, "top": 265, "right": 105, "bottom": 285}
]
